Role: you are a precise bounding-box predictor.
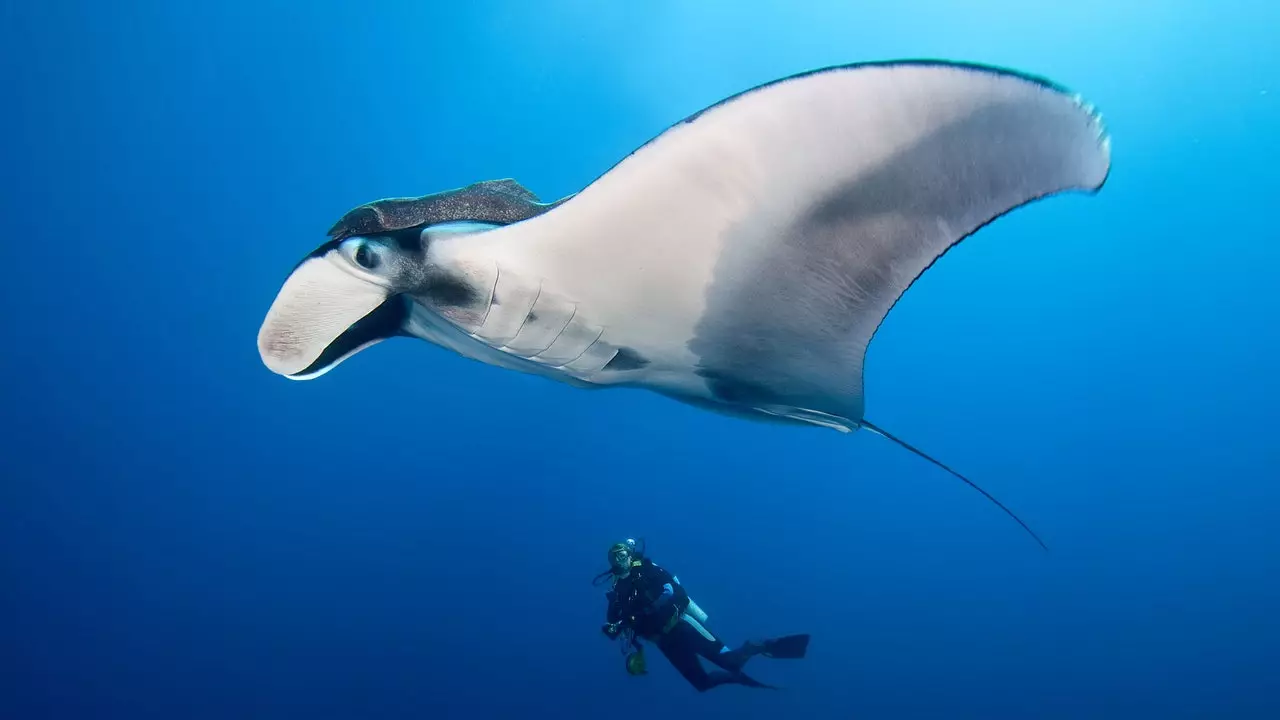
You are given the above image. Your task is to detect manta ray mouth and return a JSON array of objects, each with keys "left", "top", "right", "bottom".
[
  {"left": 257, "top": 254, "right": 406, "bottom": 378},
  {"left": 286, "top": 296, "right": 408, "bottom": 380}
]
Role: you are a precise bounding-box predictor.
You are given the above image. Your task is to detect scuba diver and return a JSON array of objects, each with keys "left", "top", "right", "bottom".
[{"left": 594, "top": 538, "right": 810, "bottom": 692}]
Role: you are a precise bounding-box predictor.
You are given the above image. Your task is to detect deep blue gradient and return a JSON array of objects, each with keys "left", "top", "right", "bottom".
[{"left": 3, "top": 1, "right": 1278, "bottom": 718}]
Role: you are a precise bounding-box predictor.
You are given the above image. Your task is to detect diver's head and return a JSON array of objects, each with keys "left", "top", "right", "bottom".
[{"left": 608, "top": 542, "right": 634, "bottom": 578}]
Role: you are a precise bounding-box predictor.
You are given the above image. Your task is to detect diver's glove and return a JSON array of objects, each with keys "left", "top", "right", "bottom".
[{"left": 602, "top": 622, "right": 621, "bottom": 639}]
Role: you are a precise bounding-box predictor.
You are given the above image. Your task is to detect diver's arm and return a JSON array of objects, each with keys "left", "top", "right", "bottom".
[
  {"left": 604, "top": 589, "right": 623, "bottom": 624},
  {"left": 653, "top": 582, "right": 675, "bottom": 608},
  {"left": 644, "top": 564, "right": 688, "bottom": 612},
  {"left": 602, "top": 590, "right": 623, "bottom": 638},
  {"left": 646, "top": 562, "right": 676, "bottom": 588}
]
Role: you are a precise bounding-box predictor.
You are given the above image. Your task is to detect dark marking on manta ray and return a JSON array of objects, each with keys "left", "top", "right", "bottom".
[
  {"left": 696, "top": 367, "right": 777, "bottom": 405},
  {"left": 604, "top": 347, "right": 650, "bottom": 372},
  {"left": 426, "top": 274, "right": 480, "bottom": 307},
  {"left": 384, "top": 227, "right": 428, "bottom": 253}
]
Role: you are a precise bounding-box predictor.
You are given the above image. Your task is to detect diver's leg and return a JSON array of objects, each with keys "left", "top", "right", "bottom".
[
  {"left": 702, "top": 629, "right": 811, "bottom": 668},
  {"left": 677, "top": 621, "right": 766, "bottom": 673},
  {"left": 707, "top": 642, "right": 769, "bottom": 672},
  {"left": 685, "top": 623, "right": 751, "bottom": 671},
  {"left": 662, "top": 623, "right": 773, "bottom": 691},
  {"left": 655, "top": 633, "right": 722, "bottom": 692}
]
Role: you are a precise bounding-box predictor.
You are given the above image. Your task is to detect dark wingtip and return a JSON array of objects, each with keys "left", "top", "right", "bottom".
[{"left": 860, "top": 420, "right": 1050, "bottom": 552}]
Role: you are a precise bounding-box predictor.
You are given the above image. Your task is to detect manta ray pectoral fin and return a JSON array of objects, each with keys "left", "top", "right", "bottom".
[
  {"left": 679, "top": 62, "right": 1111, "bottom": 427},
  {"left": 325, "top": 178, "right": 571, "bottom": 241},
  {"left": 861, "top": 420, "right": 1049, "bottom": 551},
  {"left": 478, "top": 60, "right": 1108, "bottom": 549},
  {"left": 483, "top": 178, "right": 541, "bottom": 203},
  {"left": 500, "top": 61, "right": 1110, "bottom": 426}
]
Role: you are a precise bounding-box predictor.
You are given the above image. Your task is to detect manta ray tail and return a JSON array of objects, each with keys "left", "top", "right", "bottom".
[{"left": 860, "top": 420, "right": 1049, "bottom": 552}]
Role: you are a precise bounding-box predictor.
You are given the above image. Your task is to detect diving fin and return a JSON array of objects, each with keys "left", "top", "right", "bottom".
[
  {"left": 762, "top": 634, "right": 810, "bottom": 660},
  {"left": 733, "top": 671, "right": 776, "bottom": 690}
]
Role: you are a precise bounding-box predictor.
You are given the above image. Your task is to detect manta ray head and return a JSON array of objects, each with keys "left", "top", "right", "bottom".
[{"left": 256, "top": 222, "right": 497, "bottom": 380}]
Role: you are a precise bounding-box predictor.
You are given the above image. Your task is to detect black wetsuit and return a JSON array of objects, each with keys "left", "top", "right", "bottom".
[{"left": 604, "top": 558, "right": 769, "bottom": 692}]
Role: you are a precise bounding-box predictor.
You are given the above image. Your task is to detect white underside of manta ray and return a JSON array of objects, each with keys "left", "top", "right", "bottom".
[{"left": 258, "top": 60, "right": 1111, "bottom": 550}]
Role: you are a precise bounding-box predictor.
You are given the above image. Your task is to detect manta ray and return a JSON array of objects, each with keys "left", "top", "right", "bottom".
[{"left": 257, "top": 60, "right": 1112, "bottom": 550}]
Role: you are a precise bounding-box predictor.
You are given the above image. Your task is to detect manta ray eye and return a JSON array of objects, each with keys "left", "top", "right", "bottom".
[
  {"left": 354, "top": 243, "right": 378, "bottom": 269},
  {"left": 340, "top": 237, "right": 383, "bottom": 271}
]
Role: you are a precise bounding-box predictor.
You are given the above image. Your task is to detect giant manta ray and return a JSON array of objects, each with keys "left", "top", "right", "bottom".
[{"left": 258, "top": 60, "right": 1111, "bottom": 550}]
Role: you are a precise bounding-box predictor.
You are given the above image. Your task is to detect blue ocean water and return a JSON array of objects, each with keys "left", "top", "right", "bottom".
[{"left": 2, "top": 1, "right": 1278, "bottom": 717}]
